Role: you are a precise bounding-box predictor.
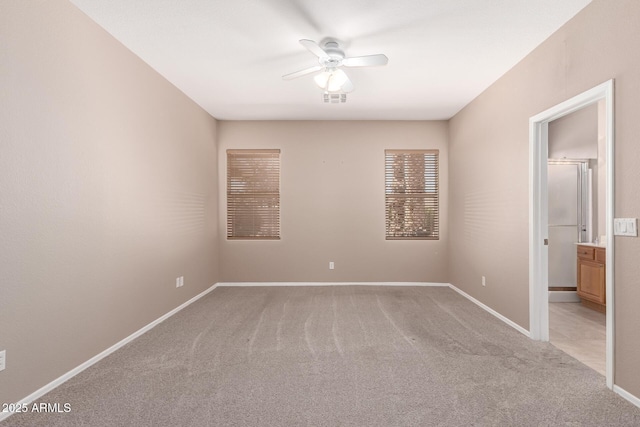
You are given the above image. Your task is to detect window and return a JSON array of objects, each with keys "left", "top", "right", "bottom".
[
  {"left": 227, "top": 149, "right": 280, "bottom": 239},
  {"left": 385, "top": 149, "right": 439, "bottom": 240}
]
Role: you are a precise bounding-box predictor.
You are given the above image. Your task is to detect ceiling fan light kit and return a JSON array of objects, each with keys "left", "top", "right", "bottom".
[
  {"left": 283, "top": 39, "right": 388, "bottom": 102},
  {"left": 314, "top": 69, "right": 348, "bottom": 92}
]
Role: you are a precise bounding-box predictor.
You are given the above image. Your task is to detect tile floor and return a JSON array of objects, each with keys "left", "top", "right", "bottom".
[{"left": 549, "top": 302, "right": 606, "bottom": 375}]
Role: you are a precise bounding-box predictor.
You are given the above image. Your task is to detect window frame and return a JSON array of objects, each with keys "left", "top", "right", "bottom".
[
  {"left": 385, "top": 149, "right": 439, "bottom": 240},
  {"left": 226, "top": 149, "right": 281, "bottom": 240}
]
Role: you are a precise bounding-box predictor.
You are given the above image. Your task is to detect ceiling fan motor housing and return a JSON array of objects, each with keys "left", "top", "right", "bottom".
[{"left": 319, "top": 41, "right": 345, "bottom": 67}]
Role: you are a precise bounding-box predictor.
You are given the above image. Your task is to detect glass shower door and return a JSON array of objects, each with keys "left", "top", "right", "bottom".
[{"left": 548, "top": 160, "right": 588, "bottom": 288}]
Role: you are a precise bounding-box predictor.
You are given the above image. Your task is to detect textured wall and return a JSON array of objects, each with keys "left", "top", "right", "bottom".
[
  {"left": 0, "top": 0, "right": 219, "bottom": 405},
  {"left": 218, "top": 121, "right": 449, "bottom": 283},
  {"left": 448, "top": 0, "right": 640, "bottom": 396}
]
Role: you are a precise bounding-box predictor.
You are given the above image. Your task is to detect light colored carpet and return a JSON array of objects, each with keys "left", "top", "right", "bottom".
[{"left": 3, "top": 286, "right": 640, "bottom": 426}]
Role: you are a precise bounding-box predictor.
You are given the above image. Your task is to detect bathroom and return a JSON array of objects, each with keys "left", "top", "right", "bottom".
[{"left": 547, "top": 99, "right": 607, "bottom": 374}]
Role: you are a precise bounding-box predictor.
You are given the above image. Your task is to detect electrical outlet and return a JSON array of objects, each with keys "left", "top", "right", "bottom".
[
  {"left": 180, "top": 276, "right": 184, "bottom": 287},
  {"left": 482, "top": 276, "right": 486, "bottom": 287},
  {"left": 0, "top": 350, "right": 6, "bottom": 371},
  {"left": 176, "top": 277, "right": 181, "bottom": 288},
  {"left": 329, "top": 262, "right": 335, "bottom": 270}
]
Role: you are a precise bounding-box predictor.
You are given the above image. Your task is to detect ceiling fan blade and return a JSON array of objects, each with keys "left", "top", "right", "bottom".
[
  {"left": 282, "top": 65, "right": 323, "bottom": 80},
  {"left": 299, "top": 39, "right": 328, "bottom": 58},
  {"left": 343, "top": 54, "right": 389, "bottom": 67}
]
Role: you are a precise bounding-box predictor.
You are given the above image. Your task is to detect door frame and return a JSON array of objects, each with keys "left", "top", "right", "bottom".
[{"left": 529, "top": 79, "right": 614, "bottom": 388}]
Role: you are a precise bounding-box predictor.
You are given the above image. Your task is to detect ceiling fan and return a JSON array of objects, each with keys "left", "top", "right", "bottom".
[{"left": 282, "top": 39, "right": 388, "bottom": 96}]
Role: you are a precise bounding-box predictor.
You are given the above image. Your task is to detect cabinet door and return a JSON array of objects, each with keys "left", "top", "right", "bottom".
[{"left": 577, "top": 259, "right": 606, "bottom": 304}]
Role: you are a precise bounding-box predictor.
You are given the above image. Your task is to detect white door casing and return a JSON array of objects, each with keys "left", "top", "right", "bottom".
[{"left": 529, "top": 80, "right": 614, "bottom": 389}]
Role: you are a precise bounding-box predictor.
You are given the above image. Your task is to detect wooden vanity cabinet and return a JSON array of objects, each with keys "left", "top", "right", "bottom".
[{"left": 576, "top": 245, "right": 606, "bottom": 313}]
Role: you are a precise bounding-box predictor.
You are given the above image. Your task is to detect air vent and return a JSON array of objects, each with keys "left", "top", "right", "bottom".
[{"left": 323, "top": 93, "right": 347, "bottom": 103}]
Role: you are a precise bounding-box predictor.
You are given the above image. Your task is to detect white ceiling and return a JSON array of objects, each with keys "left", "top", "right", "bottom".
[{"left": 69, "top": 0, "right": 591, "bottom": 121}]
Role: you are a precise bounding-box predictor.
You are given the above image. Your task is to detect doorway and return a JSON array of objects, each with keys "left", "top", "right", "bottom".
[{"left": 529, "top": 80, "right": 614, "bottom": 389}]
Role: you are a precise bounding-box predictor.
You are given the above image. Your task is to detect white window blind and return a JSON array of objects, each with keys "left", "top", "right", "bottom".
[
  {"left": 385, "top": 149, "right": 439, "bottom": 240},
  {"left": 227, "top": 149, "right": 280, "bottom": 239}
]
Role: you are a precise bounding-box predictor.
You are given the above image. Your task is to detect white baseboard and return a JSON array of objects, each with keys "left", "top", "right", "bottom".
[
  {"left": 0, "top": 283, "right": 219, "bottom": 423},
  {"left": 217, "top": 282, "right": 449, "bottom": 287},
  {"left": 613, "top": 385, "right": 640, "bottom": 409},
  {"left": 548, "top": 290, "right": 581, "bottom": 303},
  {"left": 448, "top": 284, "right": 531, "bottom": 338}
]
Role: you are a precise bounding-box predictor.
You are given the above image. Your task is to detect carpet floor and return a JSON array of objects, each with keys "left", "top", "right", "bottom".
[{"left": 3, "top": 286, "right": 640, "bottom": 426}]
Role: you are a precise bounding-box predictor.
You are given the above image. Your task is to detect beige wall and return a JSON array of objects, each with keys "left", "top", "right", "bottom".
[
  {"left": 0, "top": 0, "right": 219, "bottom": 405},
  {"left": 448, "top": 0, "right": 640, "bottom": 396},
  {"left": 548, "top": 103, "right": 598, "bottom": 159},
  {"left": 217, "top": 121, "right": 448, "bottom": 283}
]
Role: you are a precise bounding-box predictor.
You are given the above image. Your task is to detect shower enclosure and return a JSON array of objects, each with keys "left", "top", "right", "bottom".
[{"left": 547, "top": 159, "right": 591, "bottom": 289}]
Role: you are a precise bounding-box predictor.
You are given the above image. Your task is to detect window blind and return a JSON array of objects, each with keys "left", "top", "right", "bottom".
[
  {"left": 385, "top": 149, "right": 439, "bottom": 240},
  {"left": 227, "top": 149, "right": 280, "bottom": 239}
]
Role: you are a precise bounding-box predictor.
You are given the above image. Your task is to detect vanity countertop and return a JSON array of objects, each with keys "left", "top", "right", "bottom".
[{"left": 575, "top": 242, "right": 606, "bottom": 248}]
